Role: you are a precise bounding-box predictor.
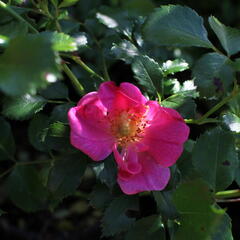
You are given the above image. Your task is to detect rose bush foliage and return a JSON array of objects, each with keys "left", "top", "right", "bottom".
[{"left": 0, "top": 0, "right": 239, "bottom": 239}]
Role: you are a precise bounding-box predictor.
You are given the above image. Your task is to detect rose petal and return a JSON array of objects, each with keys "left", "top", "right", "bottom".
[
  {"left": 98, "top": 81, "right": 147, "bottom": 111},
  {"left": 145, "top": 106, "right": 189, "bottom": 144},
  {"left": 117, "top": 152, "right": 170, "bottom": 194},
  {"left": 68, "top": 93, "right": 115, "bottom": 161},
  {"left": 146, "top": 139, "right": 184, "bottom": 167},
  {"left": 113, "top": 144, "right": 142, "bottom": 175}
]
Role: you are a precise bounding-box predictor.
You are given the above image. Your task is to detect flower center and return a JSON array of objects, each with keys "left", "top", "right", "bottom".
[{"left": 110, "top": 108, "right": 149, "bottom": 147}]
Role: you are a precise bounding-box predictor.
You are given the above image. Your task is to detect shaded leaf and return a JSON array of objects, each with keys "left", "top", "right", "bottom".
[
  {"left": 192, "top": 127, "right": 238, "bottom": 191},
  {"left": 47, "top": 153, "right": 88, "bottom": 200},
  {"left": 209, "top": 16, "right": 240, "bottom": 56},
  {"left": 0, "top": 117, "right": 15, "bottom": 161},
  {"left": 40, "top": 81, "right": 69, "bottom": 100},
  {"left": 28, "top": 114, "right": 49, "bottom": 152},
  {"left": 153, "top": 191, "right": 178, "bottom": 219},
  {"left": 193, "top": 53, "right": 234, "bottom": 97},
  {"left": 98, "top": 155, "right": 117, "bottom": 189},
  {"left": 89, "top": 183, "right": 112, "bottom": 209},
  {"left": 102, "top": 195, "right": 138, "bottom": 237},
  {"left": 0, "top": 34, "right": 60, "bottom": 96},
  {"left": 2, "top": 95, "right": 47, "bottom": 120},
  {"left": 143, "top": 5, "right": 213, "bottom": 48},
  {"left": 125, "top": 215, "right": 165, "bottom": 240},
  {"left": 212, "top": 213, "right": 233, "bottom": 240},
  {"left": 173, "top": 179, "right": 224, "bottom": 240},
  {"left": 7, "top": 165, "right": 49, "bottom": 212}
]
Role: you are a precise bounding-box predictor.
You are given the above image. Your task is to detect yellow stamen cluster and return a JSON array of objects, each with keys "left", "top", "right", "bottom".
[{"left": 109, "top": 108, "right": 149, "bottom": 147}]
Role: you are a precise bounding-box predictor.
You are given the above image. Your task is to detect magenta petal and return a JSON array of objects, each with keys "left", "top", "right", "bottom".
[
  {"left": 145, "top": 109, "right": 189, "bottom": 144},
  {"left": 98, "top": 81, "right": 147, "bottom": 111},
  {"left": 68, "top": 94, "right": 115, "bottom": 161},
  {"left": 147, "top": 140, "right": 184, "bottom": 167},
  {"left": 113, "top": 145, "right": 142, "bottom": 175},
  {"left": 70, "top": 132, "right": 114, "bottom": 161},
  {"left": 117, "top": 152, "right": 170, "bottom": 195},
  {"left": 119, "top": 82, "right": 147, "bottom": 105}
]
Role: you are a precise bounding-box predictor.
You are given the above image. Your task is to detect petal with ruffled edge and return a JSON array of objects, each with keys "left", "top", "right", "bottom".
[
  {"left": 113, "top": 144, "right": 142, "bottom": 176},
  {"left": 117, "top": 151, "right": 170, "bottom": 195},
  {"left": 98, "top": 81, "right": 147, "bottom": 111},
  {"left": 68, "top": 92, "right": 115, "bottom": 161},
  {"left": 145, "top": 103, "right": 190, "bottom": 144}
]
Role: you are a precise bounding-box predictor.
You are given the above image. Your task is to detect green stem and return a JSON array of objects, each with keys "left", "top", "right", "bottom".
[
  {"left": 16, "top": 160, "right": 52, "bottom": 166},
  {"left": 101, "top": 51, "right": 111, "bottom": 81},
  {"left": 62, "top": 64, "right": 85, "bottom": 96},
  {"left": 211, "top": 46, "right": 226, "bottom": 57},
  {"left": 72, "top": 56, "right": 105, "bottom": 82},
  {"left": 47, "top": 100, "right": 67, "bottom": 104},
  {"left": 185, "top": 118, "right": 220, "bottom": 125},
  {"left": 215, "top": 189, "right": 240, "bottom": 199},
  {"left": 0, "top": 159, "right": 52, "bottom": 178},
  {"left": 0, "top": 165, "right": 14, "bottom": 178},
  {"left": 0, "top": 1, "right": 38, "bottom": 33},
  {"left": 187, "top": 82, "right": 239, "bottom": 125}
]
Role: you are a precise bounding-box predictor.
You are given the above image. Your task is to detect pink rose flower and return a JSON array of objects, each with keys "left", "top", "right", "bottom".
[{"left": 68, "top": 81, "right": 189, "bottom": 194}]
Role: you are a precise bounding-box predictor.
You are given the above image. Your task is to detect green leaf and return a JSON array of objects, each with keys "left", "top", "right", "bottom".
[
  {"left": 132, "top": 55, "right": 163, "bottom": 96},
  {"left": 0, "top": 34, "right": 60, "bottom": 96},
  {"left": 89, "top": 183, "right": 112, "bottom": 209},
  {"left": 102, "top": 195, "right": 138, "bottom": 237},
  {"left": 192, "top": 53, "right": 234, "bottom": 97},
  {"left": 40, "top": 81, "right": 69, "bottom": 99},
  {"left": 111, "top": 40, "right": 139, "bottom": 64},
  {"left": 7, "top": 165, "right": 49, "bottom": 212},
  {"left": 59, "top": 0, "right": 79, "bottom": 8},
  {"left": 121, "top": 0, "right": 155, "bottom": 16},
  {"left": 228, "top": 94, "right": 240, "bottom": 116},
  {"left": 211, "top": 213, "right": 233, "bottom": 240},
  {"left": 97, "top": 155, "right": 117, "bottom": 188},
  {"left": 28, "top": 114, "right": 49, "bottom": 152},
  {"left": 51, "top": 32, "right": 77, "bottom": 52},
  {"left": 2, "top": 95, "right": 47, "bottom": 120},
  {"left": 50, "top": 103, "right": 74, "bottom": 123},
  {"left": 0, "top": 20, "right": 28, "bottom": 39},
  {"left": 192, "top": 127, "right": 238, "bottom": 191},
  {"left": 162, "top": 94, "right": 196, "bottom": 118},
  {"left": 222, "top": 113, "right": 240, "bottom": 133},
  {"left": 162, "top": 59, "right": 189, "bottom": 76},
  {"left": 0, "top": 117, "right": 15, "bottom": 161},
  {"left": 125, "top": 215, "right": 166, "bottom": 240},
  {"left": 48, "top": 122, "right": 69, "bottom": 137},
  {"left": 47, "top": 153, "right": 88, "bottom": 200},
  {"left": 143, "top": 5, "right": 213, "bottom": 48},
  {"left": 209, "top": 16, "right": 240, "bottom": 56},
  {"left": 173, "top": 179, "right": 225, "bottom": 240},
  {"left": 153, "top": 191, "right": 178, "bottom": 220}
]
